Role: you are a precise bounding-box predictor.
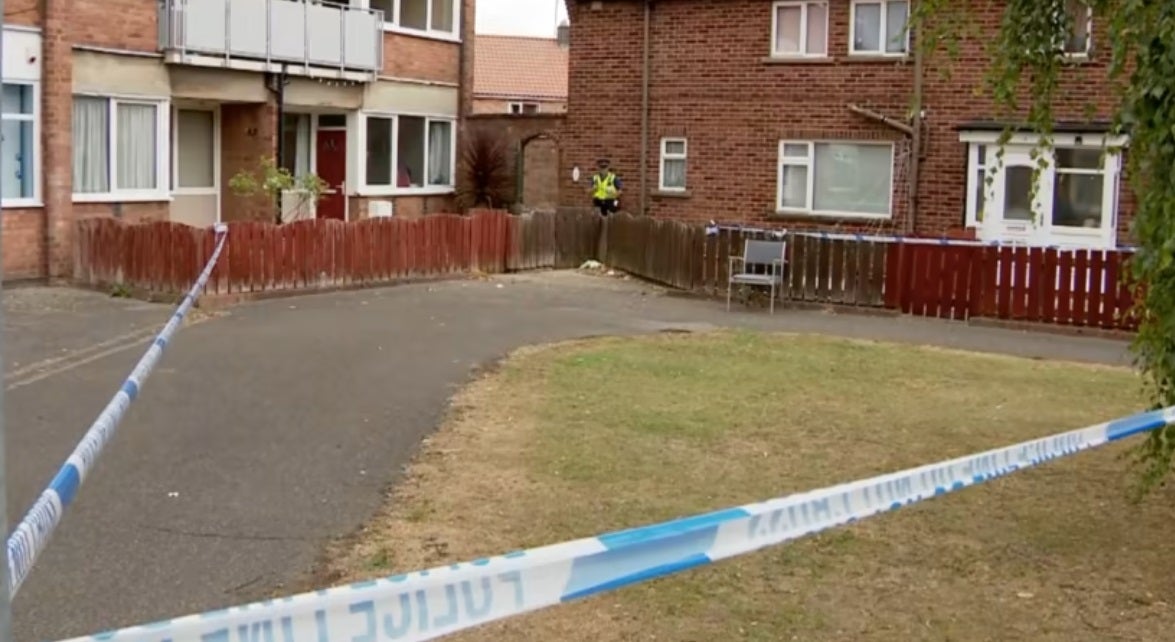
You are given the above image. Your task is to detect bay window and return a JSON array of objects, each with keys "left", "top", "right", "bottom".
[
  {"left": 777, "top": 141, "right": 894, "bottom": 218},
  {"left": 363, "top": 114, "right": 454, "bottom": 191},
  {"left": 72, "top": 95, "right": 169, "bottom": 200},
  {"left": 368, "top": 0, "right": 458, "bottom": 37},
  {"left": 961, "top": 131, "right": 1124, "bottom": 248},
  {"left": 1, "top": 82, "right": 37, "bottom": 204}
]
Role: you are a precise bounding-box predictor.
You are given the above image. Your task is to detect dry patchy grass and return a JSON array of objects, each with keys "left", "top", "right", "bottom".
[{"left": 326, "top": 332, "right": 1175, "bottom": 642}]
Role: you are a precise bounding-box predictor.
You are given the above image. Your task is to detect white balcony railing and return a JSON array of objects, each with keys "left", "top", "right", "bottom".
[{"left": 159, "top": 0, "right": 384, "bottom": 77}]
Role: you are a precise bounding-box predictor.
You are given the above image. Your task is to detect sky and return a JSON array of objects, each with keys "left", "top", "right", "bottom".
[{"left": 476, "top": 0, "right": 569, "bottom": 37}]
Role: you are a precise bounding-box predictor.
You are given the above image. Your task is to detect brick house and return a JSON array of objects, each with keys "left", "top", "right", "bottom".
[
  {"left": 1, "top": 0, "right": 474, "bottom": 281},
  {"left": 559, "top": 0, "right": 1129, "bottom": 251},
  {"left": 472, "top": 25, "right": 569, "bottom": 115}
]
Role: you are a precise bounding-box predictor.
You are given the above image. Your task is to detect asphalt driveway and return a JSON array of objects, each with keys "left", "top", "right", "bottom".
[{"left": 3, "top": 273, "right": 1134, "bottom": 640}]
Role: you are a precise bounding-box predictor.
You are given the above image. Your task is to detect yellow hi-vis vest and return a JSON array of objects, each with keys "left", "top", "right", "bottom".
[{"left": 592, "top": 172, "right": 618, "bottom": 200}]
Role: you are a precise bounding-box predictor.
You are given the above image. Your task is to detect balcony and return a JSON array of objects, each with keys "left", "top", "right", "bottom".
[{"left": 159, "top": 0, "right": 385, "bottom": 81}]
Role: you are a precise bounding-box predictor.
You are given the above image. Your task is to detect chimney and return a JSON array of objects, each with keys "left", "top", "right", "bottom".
[{"left": 556, "top": 20, "right": 570, "bottom": 48}]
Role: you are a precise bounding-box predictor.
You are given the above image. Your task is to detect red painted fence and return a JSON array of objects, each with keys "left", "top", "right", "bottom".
[
  {"left": 884, "top": 243, "right": 1141, "bottom": 330},
  {"left": 74, "top": 210, "right": 599, "bottom": 297}
]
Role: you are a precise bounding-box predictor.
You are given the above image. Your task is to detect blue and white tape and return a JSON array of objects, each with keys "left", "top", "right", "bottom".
[
  {"left": 57, "top": 404, "right": 1174, "bottom": 642},
  {"left": 8, "top": 224, "right": 229, "bottom": 597}
]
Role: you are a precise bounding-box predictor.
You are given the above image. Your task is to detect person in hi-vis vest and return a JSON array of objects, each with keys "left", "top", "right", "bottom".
[{"left": 590, "top": 158, "right": 623, "bottom": 217}]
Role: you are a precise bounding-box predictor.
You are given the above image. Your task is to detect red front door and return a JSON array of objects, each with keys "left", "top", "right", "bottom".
[{"left": 315, "top": 129, "right": 346, "bottom": 220}]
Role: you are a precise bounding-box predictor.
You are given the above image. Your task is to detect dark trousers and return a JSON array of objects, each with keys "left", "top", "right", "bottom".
[{"left": 593, "top": 198, "right": 618, "bottom": 216}]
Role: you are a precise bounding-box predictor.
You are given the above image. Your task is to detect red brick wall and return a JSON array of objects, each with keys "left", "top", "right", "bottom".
[
  {"left": 467, "top": 114, "right": 565, "bottom": 208},
  {"left": 3, "top": 209, "right": 44, "bottom": 280},
  {"left": 221, "top": 102, "right": 280, "bottom": 223},
  {"left": 385, "top": 34, "right": 460, "bottom": 84},
  {"left": 71, "top": 0, "right": 158, "bottom": 52},
  {"left": 562, "top": 0, "right": 1130, "bottom": 239},
  {"left": 5, "top": 0, "right": 42, "bottom": 27}
]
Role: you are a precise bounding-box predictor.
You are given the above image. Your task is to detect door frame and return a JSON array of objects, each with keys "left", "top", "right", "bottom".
[
  {"left": 171, "top": 102, "right": 222, "bottom": 223},
  {"left": 314, "top": 114, "right": 350, "bottom": 222}
]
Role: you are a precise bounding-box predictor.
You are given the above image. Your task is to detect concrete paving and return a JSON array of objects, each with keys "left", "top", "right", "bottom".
[{"left": 2, "top": 272, "right": 1134, "bottom": 640}]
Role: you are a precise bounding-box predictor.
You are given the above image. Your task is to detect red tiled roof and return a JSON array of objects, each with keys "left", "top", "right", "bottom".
[{"left": 474, "top": 35, "right": 569, "bottom": 102}]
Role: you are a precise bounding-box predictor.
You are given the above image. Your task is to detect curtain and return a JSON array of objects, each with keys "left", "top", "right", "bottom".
[
  {"left": 812, "top": 143, "right": 891, "bottom": 215},
  {"left": 295, "top": 114, "right": 311, "bottom": 177},
  {"left": 852, "top": 3, "right": 880, "bottom": 51},
  {"left": 176, "top": 109, "right": 214, "bottom": 189},
  {"left": 427, "top": 120, "right": 451, "bottom": 185},
  {"left": 430, "top": 0, "right": 454, "bottom": 32},
  {"left": 779, "top": 164, "right": 808, "bottom": 209},
  {"left": 774, "top": 6, "right": 801, "bottom": 53},
  {"left": 72, "top": 97, "right": 110, "bottom": 193},
  {"left": 806, "top": 3, "right": 827, "bottom": 54},
  {"left": 117, "top": 103, "right": 157, "bottom": 190},
  {"left": 662, "top": 158, "right": 686, "bottom": 190},
  {"left": 884, "top": 1, "right": 909, "bottom": 52}
]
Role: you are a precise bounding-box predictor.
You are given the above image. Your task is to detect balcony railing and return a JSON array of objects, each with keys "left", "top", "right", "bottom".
[{"left": 159, "top": 0, "right": 384, "bottom": 77}]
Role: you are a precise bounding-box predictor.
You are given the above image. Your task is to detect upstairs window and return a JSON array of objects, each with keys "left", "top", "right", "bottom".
[
  {"left": 772, "top": 1, "right": 828, "bottom": 58},
  {"left": 369, "top": 0, "right": 458, "bottom": 37},
  {"left": 850, "top": 0, "right": 909, "bottom": 55}
]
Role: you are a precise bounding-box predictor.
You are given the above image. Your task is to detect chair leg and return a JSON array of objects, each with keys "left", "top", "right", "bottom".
[
  {"left": 769, "top": 283, "right": 776, "bottom": 315},
  {"left": 726, "top": 281, "right": 732, "bottom": 312}
]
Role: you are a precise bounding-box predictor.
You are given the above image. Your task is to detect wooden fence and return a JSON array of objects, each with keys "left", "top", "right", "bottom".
[
  {"left": 602, "top": 214, "right": 1141, "bottom": 332},
  {"left": 75, "top": 210, "right": 1143, "bottom": 332},
  {"left": 74, "top": 210, "right": 600, "bottom": 296}
]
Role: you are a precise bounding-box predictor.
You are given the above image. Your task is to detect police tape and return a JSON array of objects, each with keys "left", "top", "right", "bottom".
[
  {"left": 7, "top": 224, "right": 229, "bottom": 597},
  {"left": 57, "top": 404, "right": 1174, "bottom": 642}
]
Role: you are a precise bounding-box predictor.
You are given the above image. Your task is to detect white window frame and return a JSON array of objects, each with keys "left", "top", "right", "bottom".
[
  {"left": 170, "top": 105, "right": 220, "bottom": 198},
  {"left": 508, "top": 102, "right": 539, "bottom": 115},
  {"left": 72, "top": 94, "right": 171, "bottom": 203},
  {"left": 848, "top": 0, "right": 909, "bottom": 56},
  {"left": 358, "top": 112, "right": 457, "bottom": 196},
  {"left": 770, "top": 1, "right": 829, "bottom": 59},
  {"left": 776, "top": 140, "right": 895, "bottom": 219},
  {"left": 964, "top": 143, "right": 988, "bottom": 228},
  {"left": 959, "top": 131, "right": 1127, "bottom": 248},
  {"left": 658, "top": 137, "right": 687, "bottom": 192},
  {"left": 362, "top": 0, "right": 461, "bottom": 41},
  {"left": 1, "top": 80, "right": 41, "bottom": 207},
  {"left": 1061, "top": 0, "right": 1092, "bottom": 58}
]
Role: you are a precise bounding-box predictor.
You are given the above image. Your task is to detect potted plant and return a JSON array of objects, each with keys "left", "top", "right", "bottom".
[{"left": 229, "top": 156, "right": 330, "bottom": 224}]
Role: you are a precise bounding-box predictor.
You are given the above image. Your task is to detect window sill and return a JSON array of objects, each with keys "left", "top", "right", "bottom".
[
  {"left": 845, "top": 53, "right": 910, "bottom": 63},
  {"left": 3, "top": 200, "right": 43, "bottom": 209},
  {"left": 761, "top": 55, "right": 833, "bottom": 65},
  {"left": 382, "top": 24, "right": 461, "bottom": 44},
  {"left": 652, "top": 189, "right": 691, "bottom": 199},
  {"left": 772, "top": 209, "right": 891, "bottom": 222},
  {"left": 357, "top": 186, "right": 456, "bottom": 197},
  {"left": 73, "top": 193, "right": 172, "bottom": 204}
]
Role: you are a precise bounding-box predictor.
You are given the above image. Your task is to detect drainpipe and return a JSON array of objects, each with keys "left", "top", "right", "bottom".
[
  {"left": 907, "top": 16, "right": 924, "bottom": 235},
  {"left": 639, "top": 0, "right": 651, "bottom": 216},
  {"left": 269, "top": 65, "right": 288, "bottom": 224}
]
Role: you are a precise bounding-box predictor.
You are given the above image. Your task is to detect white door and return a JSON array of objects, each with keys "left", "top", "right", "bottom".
[{"left": 982, "top": 146, "right": 1050, "bottom": 246}]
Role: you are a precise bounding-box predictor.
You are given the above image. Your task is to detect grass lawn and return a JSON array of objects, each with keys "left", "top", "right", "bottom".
[{"left": 324, "top": 331, "right": 1175, "bottom": 641}]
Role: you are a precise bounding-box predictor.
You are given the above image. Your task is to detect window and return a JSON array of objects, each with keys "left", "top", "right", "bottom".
[
  {"left": 508, "top": 102, "right": 539, "bottom": 115},
  {"left": 174, "top": 109, "right": 215, "bottom": 191},
  {"left": 1, "top": 83, "right": 36, "bottom": 203},
  {"left": 850, "top": 0, "right": 908, "bottom": 55},
  {"left": 659, "top": 138, "right": 687, "bottom": 191},
  {"left": 363, "top": 114, "right": 454, "bottom": 190},
  {"left": 1061, "top": 0, "right": 1092, "bottom": 56},
  {"left": 777, "top": 141, "right": 894, "bottom": 217},
  {"left": 280, "top": 113, "right": 313, "bottom": 178},
  {"left": 772, "top": 1, "right": 828, "bottom": 57},
  {"left": 369, "top": 0, "right": 458, "bottom": 36},
  {"left": 73, "top": 95, "right": 167, "bottom": 199},
  {"left": 1051, "top": 148, "right": 1104, "bottom": 229}
]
